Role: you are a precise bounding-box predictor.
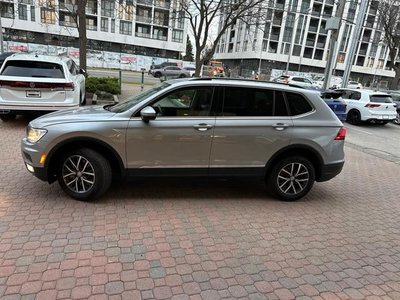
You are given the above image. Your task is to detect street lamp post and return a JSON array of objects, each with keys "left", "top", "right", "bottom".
[{"left": 0, "top": 2, "right": 4, "bottom": 54}]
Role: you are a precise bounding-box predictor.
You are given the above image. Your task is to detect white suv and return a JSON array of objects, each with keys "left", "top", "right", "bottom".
[
  {"left": 0, "top": 54, "right": 86, "bottom": 121},
  {"left": 273, "top": 75, "right": 314, "bottom": 87},
  {"left": 336, "top": 89, "right": 397, "bottom": 125}
]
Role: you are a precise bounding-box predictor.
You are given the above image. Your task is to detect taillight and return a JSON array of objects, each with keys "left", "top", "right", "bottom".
[
  {"left": 0, "top": 80, "right": 74, "bottom": 91},
  {"left": 365, "top": 103, "right": 381, "bottom": 108},
  {"left": 335, "top": 127, "right": 346, "bottom": 140}
]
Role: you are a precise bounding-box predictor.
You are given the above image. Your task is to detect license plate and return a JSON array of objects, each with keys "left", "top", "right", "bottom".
[{"left": 26, "top": 90, "right": 41, "bottom": 98}]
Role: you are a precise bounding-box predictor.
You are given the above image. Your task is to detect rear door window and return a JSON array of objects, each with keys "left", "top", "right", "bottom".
[
  {"left": 285, "top": 92, "right": 313, "bottom": 116},
  {"left": 1, "top": 61, "right": 65, "bottom": 78}
]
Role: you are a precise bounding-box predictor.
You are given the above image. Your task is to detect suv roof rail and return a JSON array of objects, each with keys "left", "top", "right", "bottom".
[{"left": 190, "top": 77, "right": 307, "bottom": 89}]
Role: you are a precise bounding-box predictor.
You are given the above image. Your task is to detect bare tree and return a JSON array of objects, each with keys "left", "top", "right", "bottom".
[
  {"left": 378, "top": 0, "right": 400, "bottom": 89},
  {"left": 178, "top": 0, "right": 267, "bottom": 76}
]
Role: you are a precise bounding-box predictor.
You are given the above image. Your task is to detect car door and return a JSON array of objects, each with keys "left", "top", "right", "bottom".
[
  {"left": 209, "top": 87, "right": 293, "bottom": 176},
  {"left": 126, "top": 86, "right": 216, "bottom": 175}
]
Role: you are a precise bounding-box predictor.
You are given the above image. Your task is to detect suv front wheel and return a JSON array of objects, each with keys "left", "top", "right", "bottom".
[
  {"left": 57, "top": 148, "right": 112, "bottom": 201},
  {"left": 267, "top": 156, "right": 315, "bottom": 201}
]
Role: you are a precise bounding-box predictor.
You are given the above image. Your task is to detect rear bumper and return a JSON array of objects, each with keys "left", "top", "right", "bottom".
[
  {"left": 317, "top": 161, "right": 344, "bottom": 182},
  {"left": 0, "top": 104, "right": 79, "bottom": 114},
  {"left": 362, "top": 112, "right": 397, "bottom": 121}
]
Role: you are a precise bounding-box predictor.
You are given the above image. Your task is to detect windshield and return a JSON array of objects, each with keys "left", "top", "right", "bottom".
[{"left": 109, "top": 82, "right": 170, "bottom": 113}]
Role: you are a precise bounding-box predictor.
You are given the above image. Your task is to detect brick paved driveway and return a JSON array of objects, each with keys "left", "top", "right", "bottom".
[{"left": 1, "top": 117, "right": 400, "bottom": 300}]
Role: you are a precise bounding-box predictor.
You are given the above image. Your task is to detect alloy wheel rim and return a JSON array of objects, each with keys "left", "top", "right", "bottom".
[
  {"left": 62, "top": 155, "right": 95, "bottom": 194},
  {"left": 277, "top": 162, "right": 309, "bottom": 195}
]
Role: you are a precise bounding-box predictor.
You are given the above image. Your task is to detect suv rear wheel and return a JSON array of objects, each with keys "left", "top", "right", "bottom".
[
  {"left": 267, "top": 156, "right": 315, "bottom": 201},
  {"left": 57, "top": 148, "right": 112, "bottom": 201}
]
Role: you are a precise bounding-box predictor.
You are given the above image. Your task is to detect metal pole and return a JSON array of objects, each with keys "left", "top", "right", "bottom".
[
  {"left": 0, "top": 3, "right": 4, "bottom": 54},
  {"left": 322, "top": 0, "right": 346, "bottom": 90},
  {"left": 341, "top": 0, "right": 369, "bottom": 88},
  {"left": 298, "top": 15, "right": 307, "bottom": 72}
]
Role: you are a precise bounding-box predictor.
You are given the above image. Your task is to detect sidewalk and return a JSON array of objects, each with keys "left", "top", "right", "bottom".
[{"left": 119, "top": 83, "right": 153, "bottom": 102}]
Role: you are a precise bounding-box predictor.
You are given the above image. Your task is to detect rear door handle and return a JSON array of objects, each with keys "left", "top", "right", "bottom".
[
  {"left": 272, "top": 123, "right": 289, "bottom": 131},
  {"left": 193, "top": 123, "right": 214, "bottom": 131}
]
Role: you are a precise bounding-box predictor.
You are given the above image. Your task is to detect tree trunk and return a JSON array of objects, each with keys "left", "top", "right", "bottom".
[
  {"left": 194, "top": 49, "right": 202, "bottom": 77},
  {"left": 77, "top": 1, "right": 87, "bottom": 72},
  {"left": 390, "top": 68, "right": 400, "bottom": 90}
]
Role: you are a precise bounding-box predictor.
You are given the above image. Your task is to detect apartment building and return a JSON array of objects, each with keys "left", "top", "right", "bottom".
[
  {"left": 215, "top": 0, "right": 393, "bottom": 84},
  {"left": 0, "top": 0, "right": 187, "bottom": 59}
]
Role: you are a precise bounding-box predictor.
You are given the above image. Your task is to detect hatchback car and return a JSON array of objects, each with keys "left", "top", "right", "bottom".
[
  {"left": 0, "top": 54, "right": 86, "bottom": 121},
  {"left": 383, "top": 90, "right": 400, "bottom": 124},
  {"left": 22, "top": 78, "right": 345, "bottom": 201},
  {"left": 336, "top": 89, "right": 397, "bottom": 125}
]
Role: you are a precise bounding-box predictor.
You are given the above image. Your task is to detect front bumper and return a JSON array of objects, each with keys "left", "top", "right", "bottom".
[
  {"left": 21, "top": 138, "right": 48, "bottom": 182},
  {"left": 317, "top": 161, "right": 344, "bottom": 182},
  {"left": 23, "top": 163, "right": 48, "bottom": 181}
]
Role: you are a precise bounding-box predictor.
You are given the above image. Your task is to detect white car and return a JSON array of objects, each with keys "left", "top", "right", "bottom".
[
  {"left": 0, "top": 54, "right": 86, "bottom": 122},
  {"left": 336, "top": 88, "right": 397, "bottom": 125},
  {"left": 312, "top": 76, "right": 343, "bottom": 89},
  {"left": 183, "top": 66, "right": 196, "bottom": 77},
  {"left": 347, "top": 81, "right": 363, "bottom": 89},
  {"left": 273, "top": 75, "right": 314, "bottom": 87}
]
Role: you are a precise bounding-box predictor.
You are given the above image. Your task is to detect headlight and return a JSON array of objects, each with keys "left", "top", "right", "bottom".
[{"left": 27, "top": 127, "right": 47, "bottom": 143}]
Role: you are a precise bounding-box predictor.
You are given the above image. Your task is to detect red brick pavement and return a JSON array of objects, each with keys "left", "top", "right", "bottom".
[{"left": 1, "top": 118, "right": 400, "bottom": 299}]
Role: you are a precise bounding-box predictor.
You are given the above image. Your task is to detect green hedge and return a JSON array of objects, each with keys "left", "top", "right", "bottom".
[{"left": 86, "top": 77, "right": 121, "bottom": 95}]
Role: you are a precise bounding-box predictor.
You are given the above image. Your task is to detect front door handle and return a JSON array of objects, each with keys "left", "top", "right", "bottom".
[
  {"left": 193, "top": 123, "right": 213, "bottom": 131},
  {"left": 272, "top": 123, "right": 289, "bottom": 131}
]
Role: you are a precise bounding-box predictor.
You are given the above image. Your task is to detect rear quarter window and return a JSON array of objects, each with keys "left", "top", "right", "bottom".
[
  {"left": 285, "top": 92, "right": 313, "bottom": 116},
  {"left": 1, "top": 61, "right": 65, "bottom": 78}
]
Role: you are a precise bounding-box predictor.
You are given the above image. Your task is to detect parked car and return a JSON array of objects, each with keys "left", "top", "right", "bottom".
[
  {"left": 273, "top": 75, "right": 314, "bottom": 87},
  {"left": 347, "top": 81, "right": 363, "bottom": 89},
  {"left": 312, "top": 76, "right": 343, "bottom": 89},
  {"left": 383, "top": 90, "right": 400, "bottom": 124},
  {"left": 22, "top": 78, "right": 345, "bottom": 201},
  {"left": 320, "top": 91, "right": 347, "bottom": 121},
  {"left": 336, "top": 88, "right": 397, "bottom": 125},
  {"left": 148, "top": 62, "right": 178, "bottom": 74},
  {"left": 0, "top": 54, "right": 86, "bottom": 122},
  {"left": 183, "top": 66, "right": 196, "bottom": 77},
  {"left": 150, "top": 66, "right": 190, "bottom": 78}
]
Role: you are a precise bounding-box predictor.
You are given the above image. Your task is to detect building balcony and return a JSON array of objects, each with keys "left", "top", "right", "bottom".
[
  {"left": 306, "top": 40, "right": 315, "bottom": 47},
  {"left": 137, "top": 0, "right": 153, "bottom": 6},
  {"left": 87, "top": 25, "right": 97, "bottom": 31},
  {"left": 136, "top": 15, "right": 152, "bottom": 23},
  {"left": 153, "top": 18, "right": 169, "bottom": 26},
  {"left": 154, "top": 35, "right": 167, "bottom": 41},
  {"left": 59, "top": 21, "right": 76, "bottom": 27},
  {"left": 135, "top": 32, "right": 151, "bottom": 38},
  {"left": 154, "top": 0, "right": 170, "bottom": 9}
]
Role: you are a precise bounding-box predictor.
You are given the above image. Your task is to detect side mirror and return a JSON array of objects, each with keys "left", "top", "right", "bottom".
[
  {"left": 140, "top": 106, "right": 157, "bottom": 123},
  {"left": 80, "top": 69, "right": 86, "bottom": 76}
]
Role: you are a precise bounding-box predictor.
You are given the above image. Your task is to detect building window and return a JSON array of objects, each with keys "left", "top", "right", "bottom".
[
  {"left": 41, "top": 8, "right": 56, "bottom": 24},
  {"left": 101, "top": 17, "right": 108, "bottom": 32},
  {"left": 136, "top": 25, "right": 151, "bottom": 38},
  {"left": 153, "top": 27, "right": 167, "bottom": 41},
  {"left": 120, "top": 20, "right": 132, "bottom": 35},
  {"left": 1, "top": 3, "right": 14, "bottom": 18},
  {"left": 86, "top": 17, "right": 97, "bottom": 31},
  {"left": 111, "top": 19, "right": 115, "bottom": 33},
  {"left": 18, "top": 4, "right": 28, "bottom": 20},
  {"left": 172, "top": 30, "right": 183, "bottom": 43},
  {"left": 101, "top": 0, "right": 115, "bottom": 17},
  {"left": 19, "top": 0, "right": 33, "bottom": 4},
  {"left": 86, "top": 0, "right": 98, "bottom": 14},
  {"left": 59, "top": 12, "right": 76, "bottom": 27},
  {"left": 30, "top": 6, "right": 35, "bottom": 21}
]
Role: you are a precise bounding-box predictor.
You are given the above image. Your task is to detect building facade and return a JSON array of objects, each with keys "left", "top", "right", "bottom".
[
  {"left": 0, "top": 0, "right": 187, "bottom": 59},
  {"left": 215, "top": 0, "right": 393, "bottom": 86}
]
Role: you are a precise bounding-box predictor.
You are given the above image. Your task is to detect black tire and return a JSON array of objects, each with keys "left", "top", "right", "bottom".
[
  {"left": 154, "top": 72, "right": 162, "bottom": 78},
  {"left": 267, "top": 156, "right": 315, "bottom": 201},
  {"left": 0, "top": 114, "right": 16, "bottom": 122},
  {"left": 346, "top": 109, "right": 361, "bottom": 125},
  {"left": 179, "top": 74, "right": 186, "bottom": 78},
  {"left": 57, "top": 148, "right": 112, "bottom": 201}
]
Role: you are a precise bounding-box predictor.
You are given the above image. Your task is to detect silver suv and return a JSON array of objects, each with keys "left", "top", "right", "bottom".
[{"left": 21, "top": 78, "right": 345, "bottom": 201}]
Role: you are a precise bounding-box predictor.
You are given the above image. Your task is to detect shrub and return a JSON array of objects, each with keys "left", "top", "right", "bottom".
[{"left": 86, "top": 77, "right": 121, "bottom": 95}]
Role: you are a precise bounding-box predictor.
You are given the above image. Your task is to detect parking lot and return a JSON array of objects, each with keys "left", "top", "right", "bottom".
[{"left": 0, "top": 117, "right": 400, "bottom": 299}]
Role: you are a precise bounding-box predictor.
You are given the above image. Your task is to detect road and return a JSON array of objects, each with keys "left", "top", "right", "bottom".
[
  {"left": 345, "top": 122, "right": 400, "bottom": 164},
  {"left": 88, "top": 69, "right": 161, "bottom": 84}
]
